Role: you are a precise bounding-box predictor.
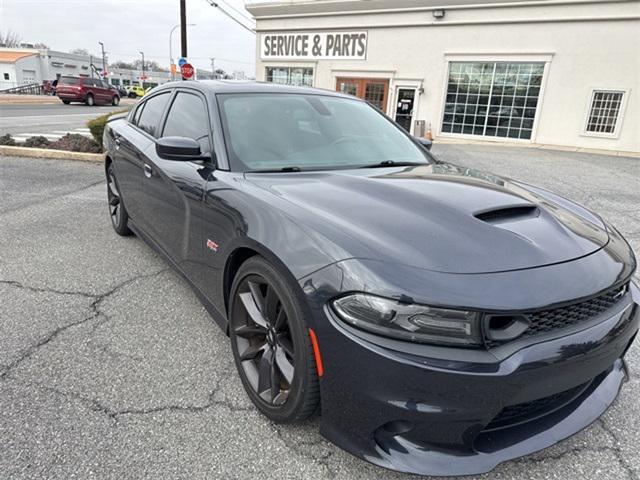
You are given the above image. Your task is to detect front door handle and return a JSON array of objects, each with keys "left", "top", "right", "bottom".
[{"left": 144, "top": 163, "right": 152, "bottom": 178}]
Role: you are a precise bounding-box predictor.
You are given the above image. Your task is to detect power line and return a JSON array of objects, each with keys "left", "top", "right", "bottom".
[
  {"left": 218, "top": 0, "right": 255, "bottom": 24},
  {"left": 204, "top": 0, "right": 256, "bottom": 35}
]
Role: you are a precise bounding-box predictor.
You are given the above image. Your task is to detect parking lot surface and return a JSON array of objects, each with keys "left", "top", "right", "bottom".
[{"left": 1, "top": 145, "right": 639, "bottom": 480}]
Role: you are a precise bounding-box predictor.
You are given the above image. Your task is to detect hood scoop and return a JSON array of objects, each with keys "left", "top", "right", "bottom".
[{"left": 474, "top": 205, "right": 539, "bottom": 224}]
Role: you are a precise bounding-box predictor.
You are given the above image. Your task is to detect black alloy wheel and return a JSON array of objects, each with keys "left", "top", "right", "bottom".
[
  {"left": 107, "top": 164, "right": 132, "bottom": 236},
  {"left": 229, "top": 256, "right": 319, "bottom": 423}
]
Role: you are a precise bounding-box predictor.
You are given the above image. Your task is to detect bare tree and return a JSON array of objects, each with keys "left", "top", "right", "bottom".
[
  {"left": 70, "top": 48, "right": 90, "bottom": 55},
  {"left": 0, "top": 30, "right": 23, "bottom": 48}
]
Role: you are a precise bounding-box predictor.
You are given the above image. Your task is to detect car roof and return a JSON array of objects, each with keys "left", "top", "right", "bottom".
[{"left": 150, "top": 79, "right": 357, "bottom": 100}]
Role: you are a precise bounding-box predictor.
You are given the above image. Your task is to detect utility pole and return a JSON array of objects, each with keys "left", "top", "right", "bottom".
[
  {"left": 139, "top": 51, "right": 145, "bottom": 88},
  {"left": 180, "top": 0, "right": 187, "bottom": 80},
  {"left": 210, "top": 58, "right": 215, "bottom": 79},
  {"left": 98, "top": 41, "right": 106, "bottom": 78}
]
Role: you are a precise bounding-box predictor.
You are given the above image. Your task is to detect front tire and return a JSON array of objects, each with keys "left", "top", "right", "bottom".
[
  {"left": 112, "top": 95, "right": 120, "bottom": 106},
  {"left": 107, "top": 163, "right": 132, "bottom": 236},
  {"left": 61, "top": 100, "right": 70, "bottom": 104},
  {"left": 85, "top": 93, "right": 94, "bottom": 106},
  {"left": 229, "top": 256, "right": 320, "bottom": 423}
]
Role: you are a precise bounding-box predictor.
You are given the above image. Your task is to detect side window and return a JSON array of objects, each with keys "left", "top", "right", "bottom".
[
  {"left": 131, "top": 102, "right": 144, "bottom": 125},
  {"left": 162, "top": 92, "right": 211, "bottom": 153},
  {"left": 137, "top": 93, "right": 171, "bottom": 137}
]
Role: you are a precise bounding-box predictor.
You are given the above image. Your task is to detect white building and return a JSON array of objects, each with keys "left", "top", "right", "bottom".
[
  {"left": 246, "top": 0, "right": 640, "bottom": 154},
  {"left": 0, "top": 47, "right": 172, "bottom": 91},
  {"left": 0, "top": 48, "right": 100, "bottom": 89}
]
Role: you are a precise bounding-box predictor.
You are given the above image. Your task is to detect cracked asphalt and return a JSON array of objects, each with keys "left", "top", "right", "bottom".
[{"left": 1, "top": 145, "right": 639, "bottom": 480}]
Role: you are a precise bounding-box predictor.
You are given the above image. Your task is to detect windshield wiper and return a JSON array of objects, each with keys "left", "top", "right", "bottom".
[
  {"left": 358, "top": 160, "right": 426, "bottom": 169},
  {"left": 250, "top": 166, "right": 302, "bottom": 173}
]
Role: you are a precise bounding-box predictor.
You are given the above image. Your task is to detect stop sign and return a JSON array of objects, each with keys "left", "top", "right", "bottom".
[{"left": 180, "top": 63, "right": 194, "bottom": 79}]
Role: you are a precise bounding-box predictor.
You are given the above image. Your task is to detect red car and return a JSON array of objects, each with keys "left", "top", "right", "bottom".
[{"left": 56, "top": 76, "right": 120, "bottom": 106}]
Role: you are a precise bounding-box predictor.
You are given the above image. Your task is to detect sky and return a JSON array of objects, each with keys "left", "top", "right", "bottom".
[{"left": 0, "top": 0, "right": 257, "bottom": 75}]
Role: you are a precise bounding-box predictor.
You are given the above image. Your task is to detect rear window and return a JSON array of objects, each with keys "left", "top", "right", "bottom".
[
  {"left": 59, "top": 76, "right": 80, "bottom": 85},
  {"left": 137, "top": 93, "right": 171, "bottom": 137}
]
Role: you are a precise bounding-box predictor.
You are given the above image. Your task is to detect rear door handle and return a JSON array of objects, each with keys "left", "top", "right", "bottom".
[{"left": 144, "top": 163, "right": 152, "bottom": 178}]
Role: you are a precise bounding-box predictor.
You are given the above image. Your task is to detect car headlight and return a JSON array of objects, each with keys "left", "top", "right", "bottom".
[{"left": 331, "top": 293, "right": 482, "bottom": 347}]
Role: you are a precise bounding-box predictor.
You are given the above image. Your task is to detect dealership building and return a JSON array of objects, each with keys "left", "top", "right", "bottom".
[{"left": 247, "top": 0, "right": 640, "bottom": 154}]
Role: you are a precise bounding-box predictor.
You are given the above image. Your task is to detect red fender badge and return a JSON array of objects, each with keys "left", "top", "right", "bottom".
[{"left": 206, "top": 239, "right": 219, "bottom": 252}]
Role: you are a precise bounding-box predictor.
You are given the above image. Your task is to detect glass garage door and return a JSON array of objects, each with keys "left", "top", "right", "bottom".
[{"left": 441, "top": 62, "right": 544, "bottom": 140}]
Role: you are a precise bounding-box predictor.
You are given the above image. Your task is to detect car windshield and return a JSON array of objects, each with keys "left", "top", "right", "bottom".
[
  {"left": 217, "top": 93, "right": 432, "bottom": 172},
  {"left": 59, "top": 76, "right": 80, "bottom": 85}
]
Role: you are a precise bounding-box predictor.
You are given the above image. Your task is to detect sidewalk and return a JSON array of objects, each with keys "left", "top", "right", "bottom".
[{"left": 433, "top": 136, "right": 640, "bottom": 159}]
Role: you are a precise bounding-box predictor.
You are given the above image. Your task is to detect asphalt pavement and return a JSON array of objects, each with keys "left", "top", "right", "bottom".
[
  {"left": 0, "top": 103, "right": 133, "bottom": 141},
  {"left": 0, "top": 145, "right": 639, "bottom": 480}
]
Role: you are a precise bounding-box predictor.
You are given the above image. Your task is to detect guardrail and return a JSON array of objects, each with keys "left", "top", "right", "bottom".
[{"left": 0, "top": 83, "right": 45, "bottom": 95}]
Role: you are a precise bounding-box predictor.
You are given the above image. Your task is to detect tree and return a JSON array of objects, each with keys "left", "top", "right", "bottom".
[
  {"left": 0, "top": 30, "right": 22, "bottom": 48},
  {"left": 70, "top": 48, "right": 90, "bottom": 55},
  {"left": 110, "top": 59, "right": 168, "bottom": 72},
  {"left": 111, "top": 60, "right": 136, "bottom": 70},
  {"left": 33, "top": 42, "right": 49, "bottom": 49}
]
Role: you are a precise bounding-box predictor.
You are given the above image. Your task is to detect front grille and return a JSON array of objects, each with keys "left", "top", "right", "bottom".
[
  {"left": 484, "top": 381, "right": 590, "bottom": 431},
  {"left": 485, "top": 283, "right": 628, "bottom": 348}
]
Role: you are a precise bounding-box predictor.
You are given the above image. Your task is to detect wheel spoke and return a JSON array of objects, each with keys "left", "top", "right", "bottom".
[
  {"left": 235, "top": 324, "right": 267, "bottom": 339},
  {"left": 277, "top": 334, "right": 294, "bottom": 357},
  {"left": 239, "top": 292, "right": 269, "bottom": 328},
  {"left": 274, "top": 308, "right": 287, "bottom": 331},
  {"left": 275, "top": 347, "right": 294, "bottom": 384},
  {"left": 108, "top": 175, "right": 119, "bottom": 197},
  {"left": 257, "top": 348, "right": 276, "bottom": 400},
  {"left": 109, "top": 196, "right": 120, "bottom": 207},
  {"left": 247, "top": 281, "right": 265, "bottom": 313},
  {"left": 240, "top": 342, "right": 267, "bottom": 361}
]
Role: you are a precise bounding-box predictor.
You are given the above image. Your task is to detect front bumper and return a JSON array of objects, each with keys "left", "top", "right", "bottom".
[{"left": 313, "top": 281, "right": 639, "bottom": 476}]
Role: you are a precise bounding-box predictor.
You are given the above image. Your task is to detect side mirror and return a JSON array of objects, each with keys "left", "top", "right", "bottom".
[
  {"left": 416, "top": 137, "right": 433, "bottom": 151},
  {"left": 156, "top": 136, "right": 203, "bottom": 161}
]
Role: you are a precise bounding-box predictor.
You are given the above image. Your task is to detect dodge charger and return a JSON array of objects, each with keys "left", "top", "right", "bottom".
[{"left": 103, "top": 80, "right": 639, "bottom": 476}]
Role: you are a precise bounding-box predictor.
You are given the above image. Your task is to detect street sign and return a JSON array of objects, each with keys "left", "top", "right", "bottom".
[
  {"left": 178, "top": 57, "right": 187, "bottom": 67},
  {"left": 180, "top": 63, "right": 194, "bottom": 79}
]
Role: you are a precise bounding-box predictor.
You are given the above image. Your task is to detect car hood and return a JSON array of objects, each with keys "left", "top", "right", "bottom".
[{"left": 245, "top": 163, "right": 609, "bottom": 274}]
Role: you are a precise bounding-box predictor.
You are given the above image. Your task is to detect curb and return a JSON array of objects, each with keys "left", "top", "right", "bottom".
[
  {"left": 432, "top": 137, "right": 640, "bottom": 158},
  {"left": 0, "top": 145, "right": 104, "bottom": 163}
]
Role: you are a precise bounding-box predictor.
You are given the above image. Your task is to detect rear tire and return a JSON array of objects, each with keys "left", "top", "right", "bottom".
[
  {"left": 107, "top": 163, "right": 132, "bottom": 236},
  {"left": 62, "top": 100, "right": 70, "bottom": 105},
  {"left": 85, "top": 94, "right": 94, "bottom": 106},
  {"left": 229, "top": 256, "right": 320, "bottom": 423}
]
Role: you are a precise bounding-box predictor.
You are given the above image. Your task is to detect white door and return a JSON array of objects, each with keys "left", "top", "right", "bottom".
[{"left": 21, "top": 69, "right": 36, "bottom": 85}]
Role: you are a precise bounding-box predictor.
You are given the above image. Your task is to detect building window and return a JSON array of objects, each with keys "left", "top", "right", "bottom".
[
  {"left": 3, "top": 73, "right": 9, "bottom": 80},
  {"left": 442, "top": 62, "right": 545, "bottom": 140},
  {"left": 266, "top": 67, "right": 313, "bottom": 87},
  {"left": 584, "top": 90, "right": 625, "bottom": 136}
]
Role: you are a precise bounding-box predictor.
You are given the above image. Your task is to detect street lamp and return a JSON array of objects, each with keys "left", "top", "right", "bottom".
[
  {"left": 139, "top": 51, "right": 145, "bottom": 88},
  {"left": 170, "top": 23, "right": 195, "bottom": 79},
  {"left": 98, "top": 41, "right": 106, "bottom": 78}
]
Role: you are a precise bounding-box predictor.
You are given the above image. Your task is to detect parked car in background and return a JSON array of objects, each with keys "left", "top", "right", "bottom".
[
  {"left": 56, "top": 76, "right": 120, "bottom": 106},
  {"left": 127, "top": 84, "right": 147, "bottom": 98}
]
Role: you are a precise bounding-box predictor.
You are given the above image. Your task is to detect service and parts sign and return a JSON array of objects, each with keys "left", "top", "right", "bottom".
[{"left": 261, "top": 31, "right": 368, "bottom": 60}]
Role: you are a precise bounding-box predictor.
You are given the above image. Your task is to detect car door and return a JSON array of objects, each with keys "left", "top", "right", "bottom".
[
  {"left": 97, "top": 80, "right": 112, "bottom": 104},
  {"left": 113, "top": 92, "right": 171, "bottom": 230},
  {"left": 139, "top": 89, "right": 213, "bottom": 276}
]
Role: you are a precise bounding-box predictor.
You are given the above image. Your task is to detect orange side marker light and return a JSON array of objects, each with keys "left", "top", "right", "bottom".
[{"left": 308, "top": 328, "right": 324, "bottom": 377}]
